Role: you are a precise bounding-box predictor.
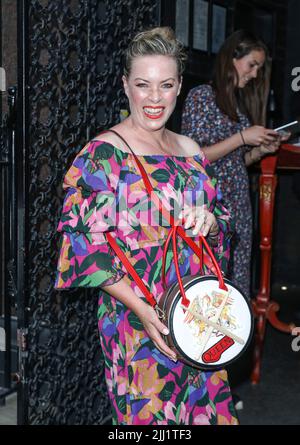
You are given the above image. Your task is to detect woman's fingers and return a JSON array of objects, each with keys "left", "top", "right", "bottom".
[
  {"left": 153, "top": 335, "right": 177, "bottom": 362},
  {"left": 184, "top": 211, "right": 194, "bottom": 229},
  {"left": 189, "top": 210, "right": 218, "bottom": 238},
  {"left": 180, "top": 207, "right": 219, "bottom": 238},
  {"left": 245, "top": 126, "right": 280, "bottom": 146},
  {"left": 192, "top": 215, "right": 206, "bottom": 236},
  {"left": 182, "top": 207, "right": 206, "bottom": 230},
  {"left": 141, "top": 306, "right": 177, "bottom": 361},
  {"left": 192, "top": 212, "right": 210, "bottom": 236},
  {"left": 265, "top": 129, "right": 280, "bottom": 136},
  {"left": 201, "top": 214, "right": 214, "bottom": 237},
  {"left": 260, "top": 140, "right": 280, "bottom": 154},
  {"left": 149, "top": 325, "right": 177, "bottom": 361},
  {"left": 280, "top": 132, "right": 291, "bottom": 142},
  {"left": 264, "top": 133, "right": 280, "bottom": 143}
]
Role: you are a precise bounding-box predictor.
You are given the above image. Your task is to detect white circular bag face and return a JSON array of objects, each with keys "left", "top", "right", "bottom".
[{"left": 169, "top": 277, "right": 253, "bottom": 369}]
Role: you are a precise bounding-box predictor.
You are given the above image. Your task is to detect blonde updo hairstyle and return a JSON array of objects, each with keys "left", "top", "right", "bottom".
[{"left": 124, "top": 27, "right": 187, "bottom": 79}]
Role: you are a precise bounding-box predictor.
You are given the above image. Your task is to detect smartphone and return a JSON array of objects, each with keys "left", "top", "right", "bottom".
[{"left": 274, "top": 120, "right": 300, "bottom": 136}]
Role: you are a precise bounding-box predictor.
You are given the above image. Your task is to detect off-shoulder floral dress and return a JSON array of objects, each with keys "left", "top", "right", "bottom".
[{"left": 55, "top": 138, "right": 238, "bottom": 425}]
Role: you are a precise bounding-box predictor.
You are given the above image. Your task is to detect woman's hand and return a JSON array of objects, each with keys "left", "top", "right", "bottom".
[
  {"left": 278, "top": 131, "right": 291, "bottom": 143},
  {"left": 258, "top": 131, "right": 291, "bottom": 155},
  {"left": 179, "top": 206, "right": 219, "bottom": 239},
  {"left": 246, "top": 137, "right": 281, "bottom": 165},
  {"left": 258, "top": 137, "right": 281, "bottom": 155},
  {"left": 245, "top": 131, "right": 291, "bottom": 165},
  {"left": 135, "top": 302, "right": 178, "bottom": 362},
  {"left": 242, "top": 125, "right": 280, "bottom": 146}
]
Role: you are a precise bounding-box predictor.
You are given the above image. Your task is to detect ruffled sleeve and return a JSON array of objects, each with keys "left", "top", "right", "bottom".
[{"left": 55, "top": 140, "right": 126, "bottom": 289}]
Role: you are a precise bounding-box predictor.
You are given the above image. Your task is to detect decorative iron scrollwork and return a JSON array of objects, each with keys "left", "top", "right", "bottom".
[
  {"left": 0, "top": 115, "right": 8, "bottom": 164},
  {"left": 24, "top": 0, "right": 159, "bottom": 425}
]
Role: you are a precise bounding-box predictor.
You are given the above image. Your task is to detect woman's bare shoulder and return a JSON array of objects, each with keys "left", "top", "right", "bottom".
[
  {"left": 174, "top": 133, "right": 202, "bottom": 156},
  {"left": 92, "top": 126, "right": 131, "bottom": 153}
]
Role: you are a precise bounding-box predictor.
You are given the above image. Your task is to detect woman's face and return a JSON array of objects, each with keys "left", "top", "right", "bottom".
[
  {"left": 233, "top": 49, "right": 266, "bottom": 88},
  {"left": 123, "top": 55, "right": 182, "bottom": 131}
]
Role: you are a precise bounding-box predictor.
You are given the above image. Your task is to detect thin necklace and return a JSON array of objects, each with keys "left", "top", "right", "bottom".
[{"left": 160, "top": 130, "right": 171, "bottom": 155}]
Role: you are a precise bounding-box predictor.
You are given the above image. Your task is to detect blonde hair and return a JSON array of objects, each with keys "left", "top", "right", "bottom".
[{"left": 124, "top": 27, "right": 187, "bottom": 78}]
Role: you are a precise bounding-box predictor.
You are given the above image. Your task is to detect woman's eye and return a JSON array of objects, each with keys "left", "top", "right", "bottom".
[
  {"left": 136, "top": 83, "right": 148, "bottom": 88},
  {"left": 162, "top": 83, "right": 174, "bottom": 89}
]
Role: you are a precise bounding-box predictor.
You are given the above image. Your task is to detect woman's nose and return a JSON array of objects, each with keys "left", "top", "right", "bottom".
[
  {"left": 251, "top": 68, "right": 258, "bottom": 79},
  {"left": 149, "top": 88, "right": 161, "bottom": 102}
]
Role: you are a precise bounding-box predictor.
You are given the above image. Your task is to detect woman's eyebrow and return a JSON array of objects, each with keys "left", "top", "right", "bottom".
[
  {"left": 134, "top": 77, "right": 176, "bottom": 82},
  {"left": 160, "top": 77, "right": 176, "bottom": 82},
  {"left": 252, "top": 59, "right": 264, "bottom": 67},
  {"left": 134, "top": 78, "right": 150, "bottom": 82}
]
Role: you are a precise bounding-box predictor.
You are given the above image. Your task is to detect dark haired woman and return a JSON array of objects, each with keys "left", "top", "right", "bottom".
[{"left": 181, "top": 30, "right": 289, "bottom": 298}]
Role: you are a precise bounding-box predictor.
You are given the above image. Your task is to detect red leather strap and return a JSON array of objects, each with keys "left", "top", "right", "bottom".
[
  {"left": 162, "top": 227, "right": 173, "bottom": 290},
  {"left": 172, "top": 225, "right": 190, "bottom": 307},
  {"left": 104, "top": 130, "right": 227, "bottom": 309},
  {"left": 131, "top": 150, "right": 227, "bottom": 292},
  {"left": 106, "top": 232, "right": 157, "bottom": 307}
]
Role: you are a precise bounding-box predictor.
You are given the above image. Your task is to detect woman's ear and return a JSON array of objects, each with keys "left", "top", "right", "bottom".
[
  {"left": 122, "top": 75, "right": 129, "bottom": 97},
  {"left": 177, "top": 76, "right": 183, "bottom": 96}
]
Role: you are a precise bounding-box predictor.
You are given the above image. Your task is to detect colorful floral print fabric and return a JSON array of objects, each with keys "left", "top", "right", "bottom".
[
  {"left": 55, "top": 138, "right": 238, "bottom": 425},
  {"left": 182, "top": 84, "right": 252, "bottom": 298}
]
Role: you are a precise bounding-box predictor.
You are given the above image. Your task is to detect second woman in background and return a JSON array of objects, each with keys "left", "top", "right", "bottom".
[{"left": 182, "top": 30, "right": 287, "bottom": 298}]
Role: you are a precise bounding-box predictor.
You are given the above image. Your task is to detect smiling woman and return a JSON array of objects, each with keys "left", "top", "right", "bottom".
[
  {"left": 121, "top": 54, "right": 181, "bottom": 138},
  {"left": 233, "top": 49, "right": 266, "bottom": 88},
  {"left": 55, "top": 26, "right": 238, "bottom": 425}
]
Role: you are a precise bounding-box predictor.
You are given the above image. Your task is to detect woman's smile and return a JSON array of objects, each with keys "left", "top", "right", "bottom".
[{"left": 143, "top": 106, "right": 165, "bottom": 119}]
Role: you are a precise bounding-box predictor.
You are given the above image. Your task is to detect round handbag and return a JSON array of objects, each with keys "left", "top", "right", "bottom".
[
  {"left": 157, "top": 224, "right": 254, "bottom": 370},
  {"left": 158, "top": 275, "right": 253, "bottom": 370}
]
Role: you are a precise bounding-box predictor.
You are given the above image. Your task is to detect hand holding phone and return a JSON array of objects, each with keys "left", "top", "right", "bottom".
[
  {"left": 274, "top": 120, "right": 299, "bottom": 138},
  {"left": 278, "top": 131, "right": 291, "bottom": 141},
  {"left": 242, "top": 125, "right": 279, "bottom": 146}
]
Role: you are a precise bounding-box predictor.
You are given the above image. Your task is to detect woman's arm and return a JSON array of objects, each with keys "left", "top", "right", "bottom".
[
  {"left": 202, "top": 126, "right": 280, "bottom": 163},
  {"left": 201, "top": 133, "right": 243, "bottom": 162},
  {"left": 182, "top": 86, "right": 279, "bottom": 163},
  {"left": 244, "top": 132, "right": 290, "bottom": 166}
]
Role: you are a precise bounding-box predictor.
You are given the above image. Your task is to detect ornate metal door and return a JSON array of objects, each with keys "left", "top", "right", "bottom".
[{"left": 11, "top": 0, "right": 159, "bottom": 425}]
